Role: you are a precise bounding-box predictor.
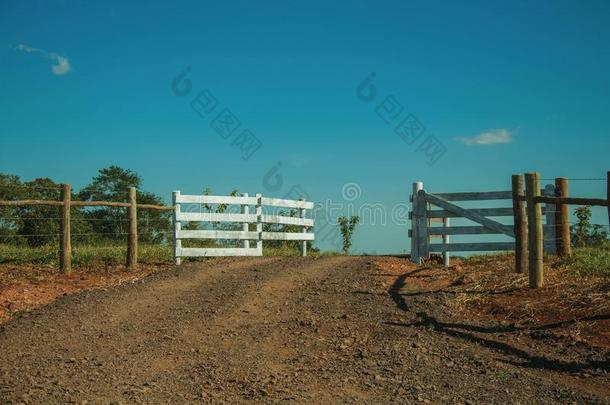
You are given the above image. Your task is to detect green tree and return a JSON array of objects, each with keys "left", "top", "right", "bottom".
[
  {"left": 78, "top": 166, "right": 171, "bottom": 243},
  {"left": 18, "top": 178, "right": 65, "bottom": 246},
  {"left": 338, "top": 216, "right": 360, "bottom": 254},
  {"left": 571, "top": 206, "right": 608, "bottom": 248},
  {"left": 0, "top": 174, "right": 92, "bottom": 246},
  {"left": 0, "top": 174, "right": 26, "bottom": 243}
]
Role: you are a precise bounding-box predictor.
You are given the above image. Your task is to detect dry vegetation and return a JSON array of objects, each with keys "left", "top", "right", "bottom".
[
  {"left": 0, "top": 262, "right": 171, "bottom": 323},
  {"left": 406, "top": 249, "right": 610, "bottom": 348}
]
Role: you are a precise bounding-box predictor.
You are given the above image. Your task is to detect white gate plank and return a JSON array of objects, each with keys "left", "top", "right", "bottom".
[
  {"left": 177, "top": 230, "right": 258, "bottom": 240},
  {"left": 178, "top": 247, "right": 262, "bottom": 257},
  {"left": 176, "top": 195, "right": 257, "bottom": 205},
  {"left": 176, "top": 212, "right": 257, "bottom": 223},
  {"left": 261, "top": 215, "right": 314, "bottom": 227},
  {"left": 261, "top": 197, "right": 314, "bottom": 209}
]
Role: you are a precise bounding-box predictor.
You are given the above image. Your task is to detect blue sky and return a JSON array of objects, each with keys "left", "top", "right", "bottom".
[{"left": 1, "top": 0, "right": 609, "bottom": 253}]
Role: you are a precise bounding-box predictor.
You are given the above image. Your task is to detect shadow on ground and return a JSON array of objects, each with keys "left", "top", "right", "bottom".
[{"left": 385, "top": 267, "right": 610, "bottom": 374}]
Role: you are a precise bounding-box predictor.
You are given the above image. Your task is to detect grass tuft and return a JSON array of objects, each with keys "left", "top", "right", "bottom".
[{"left": 558, "top": 241, "right": 610, "bottom": 277}]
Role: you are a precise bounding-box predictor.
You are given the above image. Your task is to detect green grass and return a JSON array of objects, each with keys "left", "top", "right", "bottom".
[
  {"left": 262, "top": 245, "right": 304, "bottom": 257},
  {"left": 461, "top": 251, "right": 514, "bottom": 265},
  {"left": 559, "top": 241, "right": 610, "bottom": 277},
  {"left": 0, "top": 243, "right": 59, "bottom": 265},
  {"left": 261, "top": 245, "right": 341, "bottom": 257},
  {"left": 0, "top": 243, "right": 173, "bottom": 267},
  {"left": 459, "top": 247, "right": 610, "bottom": 278},
  {"left": 0, "top": 242, "right": 336, "bottom": 267}
]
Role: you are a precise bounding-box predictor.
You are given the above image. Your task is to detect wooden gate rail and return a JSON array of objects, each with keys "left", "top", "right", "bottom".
[{"left": 410, "top": 183, "right": 517, "bottom": 265}]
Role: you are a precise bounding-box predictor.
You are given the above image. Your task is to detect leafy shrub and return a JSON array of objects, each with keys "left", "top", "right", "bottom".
[
  {"left": 338, "top": 216, "right": 360, "bottom": 254},
  {"left": 570, "top": 206, "right": 608, "bottom": 248},
  {"left": 559, "top": 241, "right": 610, "bottom": 277}
]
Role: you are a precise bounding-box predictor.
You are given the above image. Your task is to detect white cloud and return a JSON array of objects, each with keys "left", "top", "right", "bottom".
[
  {"left": 49, "top": 54, "right": 72, "bottom": 75},
  {"left": 15, "top": 44, "right": 44, "bottom": 53},
  {"left": 13, "top": 43, "right": 72, "bottom": 76},
  {"left": 455, "top": 128, "right": 515, "bottom": 146}
]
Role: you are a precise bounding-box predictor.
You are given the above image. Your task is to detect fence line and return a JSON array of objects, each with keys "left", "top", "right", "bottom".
[
  {"left": 519, "top": 171, "right": 610, "bottom": 288},
  {"left": 410, "top": 170, "right": 609, "bottom": 289},
  {"left": 0, "top": 185, "right": 173, "bottom": 273}
]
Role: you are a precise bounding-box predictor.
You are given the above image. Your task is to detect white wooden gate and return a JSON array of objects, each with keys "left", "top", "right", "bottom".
[{"left": 172, "top": 191, "right": 314, "bottom": 264}]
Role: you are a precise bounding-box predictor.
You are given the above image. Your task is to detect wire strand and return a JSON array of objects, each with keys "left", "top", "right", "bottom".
[
  {"left": 540, "top": 177, "right": 605, "bottom": 181},
  {"left": 0, "top": 184, "right": 62, "bottom": 191}
]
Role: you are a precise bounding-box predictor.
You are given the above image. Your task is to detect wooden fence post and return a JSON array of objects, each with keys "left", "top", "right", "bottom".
[
  {"left": 173, "top": 190, "right": 182, "bottom": 265},
  {"left": 525, "top": 172, "right": 543, "bottom": 288},
  {"left": 299, "top": 198, "right": 307, "bottom": 257},
  {"left": 241, "top": 193, "right": 250, "bottom": 249},
  {"left": 60, "top": 184, "right": 72, "bottom": 274},
  {"left": 410, "top": 182, "right": 423, "bottom": 264},
  {"left": 555, "top": 177, "right": 571, "bottom": 257},
  {"left": 512, "top": 174, "right": 527, "bottom": 274},
  {"left": 127, "top": 187, "right": 138, "bottom": 269}
]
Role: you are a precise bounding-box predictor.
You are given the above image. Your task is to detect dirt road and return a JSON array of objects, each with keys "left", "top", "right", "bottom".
[{"left": 1, "top": 256, "right": 608, "bottom": 403}]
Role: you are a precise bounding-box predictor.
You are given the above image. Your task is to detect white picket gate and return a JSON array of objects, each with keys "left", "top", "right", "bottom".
[{"left": 172, "top": 191, "right": 314, "bottom": 264}]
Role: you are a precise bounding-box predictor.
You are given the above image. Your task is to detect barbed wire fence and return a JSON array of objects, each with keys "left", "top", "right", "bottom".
[
  {"left": 0, "top": 183, "right": 174, "bottom": 271},
  {"left": 539, "top": 176, "right": 609, "bottom": 254}
]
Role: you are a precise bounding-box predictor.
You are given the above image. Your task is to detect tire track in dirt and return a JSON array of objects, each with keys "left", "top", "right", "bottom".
[
  {"left": 0, "top": 257, "right": 284, "bottom": 403},
  {"left": 172, "top": 256, "right": 357, "bottom": 402},
  {"left": 0, "top": 256, "right": 355, "bottom": 403},
  {"left": 1, "top": 256, "right": 608, "bottom": 404}
]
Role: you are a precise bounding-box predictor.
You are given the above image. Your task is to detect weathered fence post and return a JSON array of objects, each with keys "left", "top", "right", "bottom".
[
  {"left": 127, "top": 187, "right": 138, "bottom": 269},
  {"left": 241, "top": 193, "right": 250, "bottom": 249},
  {"left": 443, "top": 217, "right": 450, "bottom": 267},
  {"left": 172, "top": 190, "right": 182, "bottom": 265},
  {"left": 543, "top": 184, "right": 557, "bottom": 255},
  {"left": 299, "top": 198, "right": 307, "bottom": 257},
  {"left": 410, "top": 182, "right": 424, "bottom": 264},
  {"left": 60, "top": 184, "right": 72, "bottom": 274},
  {"left": 525, "top": 172, "right": 543, "bottom": 288},
  {"left": 555, "top": 177, "right": 571, "bottom": 257},
  {"left": 512, "top": 174, "right": 527, "bottom": 274},
  {"left": 416, "top": 189, "right": 430, "bottom": 262},
  {"left": 255, "top": 193, "right": 263, "bottom": 254}
]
